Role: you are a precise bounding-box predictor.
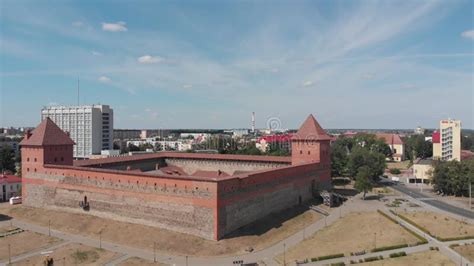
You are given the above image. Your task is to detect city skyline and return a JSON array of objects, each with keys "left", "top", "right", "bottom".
[{"left": 1, "top": 0, "right": 473, "bottom": 129}]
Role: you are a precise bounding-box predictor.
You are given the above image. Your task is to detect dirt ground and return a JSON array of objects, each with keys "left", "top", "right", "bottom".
[
  {"left": 0, "top": 230, "right": 60, "bottom": 260},
  {"left": 118, "top": 256, "right": 169, "bottom": 266},
  {"left": 0, "top": 202, "right": 322, "bottom": 257},
  {"left": 452, "top": 244, "right": 474, "bottom": 262},
  {"left": 12, "top": 243, "right": 119, "bottom": 266},
  {"left": 360, "top": 250, "right": 455, "bottom": 266},
  {"left": 400, "top": 211, "right": 474, "bottom": 239},
  {"left": 275, "top": 211, "right": 419, "bottom": 263},
  {"left": 386, "top": 161, "right": 411, "bottom": 170}
]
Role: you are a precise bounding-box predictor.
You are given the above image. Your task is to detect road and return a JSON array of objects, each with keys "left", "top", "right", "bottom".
[{"left": 392, "top": 183, "right": 474, "bottom": 219}]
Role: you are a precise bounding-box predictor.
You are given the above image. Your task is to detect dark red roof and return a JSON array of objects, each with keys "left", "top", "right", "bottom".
[
  {"left": 375, "top": 133, "right": 404, "bottom": 145},
  {"left": 292, "top": 114, "right": 331, "bottom": 141},
  {"left": 257, "top": 134, "right": 293, "bottom": 143},
  {"left": 432, "top": 131, "right": 440, "bottom": 144},
  {"left": 0, "top": 174, "right": 21, "bottom": 184},
  {"left": 19, "top": 118, "right": 75, "bottom": 146}
]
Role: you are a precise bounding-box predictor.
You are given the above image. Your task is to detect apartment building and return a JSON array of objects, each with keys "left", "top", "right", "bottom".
[
  {"left": 435, "top": 119, "right": 461, "bottom": 161},
  {"left": 41, "top": 105, "right": 113, "bottom": 158}
]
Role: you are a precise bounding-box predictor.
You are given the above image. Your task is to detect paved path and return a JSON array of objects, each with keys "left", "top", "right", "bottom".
[
  {"left": 392, "top": 183, "right": 474, "bottom": 219},
  {"left": 1, "top": 192, "right": 473, "bottom": 266}
]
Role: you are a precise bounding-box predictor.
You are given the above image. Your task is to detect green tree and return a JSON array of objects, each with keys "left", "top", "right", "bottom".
[
  {"left": 404, "top": 135, "right": 432, "bottom": 160},
  {"left": 354, "top": 166, "right": 373, "bottom": 200},
  {"left": 0, "top": 146, "right": 16, "bottom": 173},
  {"left": 347, "top": 147, "right": 386, "bottom": 180},
  {"left": 432, "top": 159, "right": 474, "bottom": 196}
]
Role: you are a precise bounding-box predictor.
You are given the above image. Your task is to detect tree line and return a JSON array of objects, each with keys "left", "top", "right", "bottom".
[
  {"left": 431, "top": 158, "right": 474, "bottom": 196},
  {"left": 331, "top": 134, "right": 389, "bottom": 199}
]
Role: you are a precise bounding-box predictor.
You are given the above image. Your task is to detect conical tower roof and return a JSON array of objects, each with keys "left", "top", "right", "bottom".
[
  {"left": 20, "top": 118, "right": 75, "bottom": 146},
  {"left": 292, "top": 114, "right": 331, "bottom": 140}
]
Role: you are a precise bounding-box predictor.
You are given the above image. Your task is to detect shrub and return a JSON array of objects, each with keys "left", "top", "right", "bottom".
[
  {"left": 440, "top": 235, "right": 474, "bottom": 242},
  {"left": 390, "top": 168, "right": 401, "bottom": 175},
  {"left": 371, "top": 244, "right": 408, "bottom": 252},
  {"left": 377, "top": 210, "right": 398, "bottom": 224},
  {"left": 311, "top": 257, "right": 318, "bottom": 262},
  {"left": 389, "top": 251, "right": 407, "bottom": 258},
  {"left": 317, "top": 253, "right": 345, "bottom": 261},
  {"left": 364, "top": 256, "right": 382, "bottom": 262},
  {"left": 331, "top": 262, "right": 345, "bottom": 266}
]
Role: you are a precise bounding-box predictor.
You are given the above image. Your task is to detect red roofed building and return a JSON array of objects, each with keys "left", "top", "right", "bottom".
[
  {"left": 0, "top": 174, "right": 22, "bottom": 201},
  {"left": 375, "top": 133, "right": 405, "bottom": 162},
  {"left": 21, "top": 115, "right": 331, "bottom": 240}
]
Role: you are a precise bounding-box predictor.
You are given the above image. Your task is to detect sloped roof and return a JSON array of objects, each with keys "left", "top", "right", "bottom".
[
  {"left": 19, "top": 118, "right": 75, "bottom": 146},
  {"left": 375, "top": 133, "right": 404, "bottom": 145},
  {"left": 292, "top": 114, "right": 331, "bottom": 140}
]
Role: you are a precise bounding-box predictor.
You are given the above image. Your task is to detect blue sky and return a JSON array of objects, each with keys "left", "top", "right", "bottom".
[{"left": 1, "top": 0, "right": 473, "bottom": 129}]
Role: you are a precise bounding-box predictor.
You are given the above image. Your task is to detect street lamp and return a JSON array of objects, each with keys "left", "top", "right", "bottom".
[
  {"left": 48, "top": 220, "right": 51, "bottom": 236},
  {"left": 154, "top": 242, "right": 156, "bottom": 262},
  {"left": 283, "top": 243, "right": 286, "bottom": 266}
]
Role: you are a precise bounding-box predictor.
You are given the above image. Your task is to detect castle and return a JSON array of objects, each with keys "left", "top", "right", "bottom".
[{"left": 20, "top": 114, "right": 331, "bottom": 240}]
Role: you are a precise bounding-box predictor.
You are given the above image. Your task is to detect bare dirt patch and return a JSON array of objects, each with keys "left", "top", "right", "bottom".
[
  {"left": 400, "top": 211, "right": 474, "bottom": 239},
  {"left": 275, "top": 211, "right": 419, "bottom": 263},
  {"left": 452, "top": 244, "right": 474, "bottom": 262},
  {"left": 12, "top": 243, "right": 118, "bottom": 266},
  {"left": 386, "top": 161, "right": 411, "bottom": 170},
  {"left": 0, "top": 230, "right": 60, "bottom": 260},
  {"left": 361, "top": 250, "right": 455, "bottom": 266},
  {"left": 0, "top": 202, "right": 322, "bottom": 257},
  {"left": 118, "top": 256, "right": 168, "bottom": 266}
]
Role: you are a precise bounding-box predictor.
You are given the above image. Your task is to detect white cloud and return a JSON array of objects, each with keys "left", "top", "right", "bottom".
[
  {"left": 461, "top": 30, "right": 474, "bottom": 40},
  {"left": 182, "top": 84, "right": 193, "bottom": 89},
  {"left": 302, "top": 80, "right": 314, "bottom": 87},
  {"left": 137, "top": 55, "right": 163, "bottom": 64},
  {"left": 72, "top": 21, "right": 84, "bottom": 27},
  {"left": 92, "top": 50, "right": 102, "bottom": 56},
  {"left": 98, "top": 76, "right": 111, "bottom": 83},
  {"left": 102, "top": 22, "right": 127, "bottom": 32}
]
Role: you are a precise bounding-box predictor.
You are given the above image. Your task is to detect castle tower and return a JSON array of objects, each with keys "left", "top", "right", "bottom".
[
  {"left": 20, "top": 118, "right": 75, "bottom": 175},
  {"left": 291, "top": 114, "right": 331, "bottom": 166}
]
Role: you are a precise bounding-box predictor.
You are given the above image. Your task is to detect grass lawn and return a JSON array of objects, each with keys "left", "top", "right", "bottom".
[
  {"left": 400, "top": 211, "right": 474, "bottom": 239},
  {"left": 0, "top": 230, "right": 60, "bottom": 260},
  {"left": 12, "top": 243, "right": 119, "bottom": 265},
  {"left": 360, "top": 250, "right": 455, "bottom": 266},
  {"left": 274, "top": 212, "right": 419, "bottom": 263},
  {"left": 452, "top": 244, "right": 474, "bottom": 262},
  {"left": 0, "top": 202, "right": 322, "bottom": 257}
]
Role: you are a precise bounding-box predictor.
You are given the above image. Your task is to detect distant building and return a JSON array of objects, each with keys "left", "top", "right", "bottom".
[
  {"left": 114, "top": 129, "right": 141, "bottom": 140},
  {"left": 41, "top": 105, "right": 114, "bottom": 158},
  {"left": 256, "top": 134, "right": 293, "bottom": 153},
  {"left": 434, "top": 119, "right": 461, "bottom": 161},
  {"left": 412, "top": 119, "right": 463, "bottom": 183},
  {"left": 413, "top": 159, "right": 432, "bottom": 183},
  {"left": 414, "top": 126, "right": 425, "bottom": 135},
  {"left": 375, "top": 133, "right": 405, "bottom": 162},
  {"left": 0, "top": 174, "right": 22, "bottom": 201}
]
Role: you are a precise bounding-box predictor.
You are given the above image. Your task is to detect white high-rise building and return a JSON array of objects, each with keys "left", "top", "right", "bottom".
[{"left": 41, "top": 105, "right": 114, "bottom": 158}]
